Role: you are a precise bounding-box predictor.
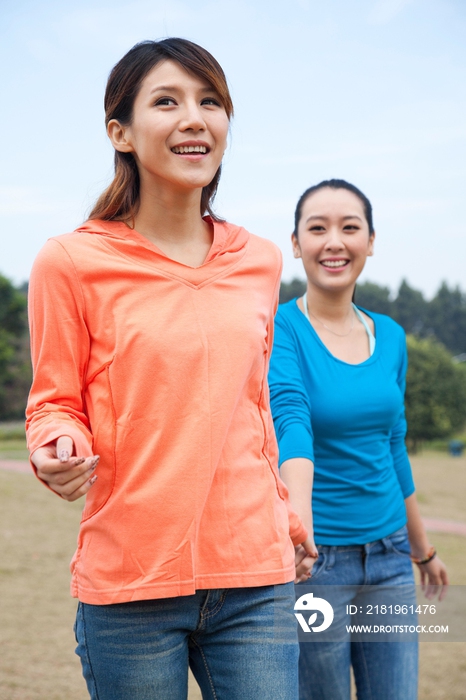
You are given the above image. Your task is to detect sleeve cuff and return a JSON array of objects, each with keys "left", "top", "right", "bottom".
[{"left": 28, "top": 421, "right": 94, "bottom": 495}]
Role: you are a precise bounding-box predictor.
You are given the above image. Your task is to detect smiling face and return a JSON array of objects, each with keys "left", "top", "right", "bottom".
[
  {"left": 107, "top": 59, "right": 230, "bottom": 196},
  {"left": 292, "top": 187, "right": 375, "bottom": 294}
]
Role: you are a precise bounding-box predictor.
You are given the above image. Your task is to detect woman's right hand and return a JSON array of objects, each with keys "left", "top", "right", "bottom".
[
  {"left": 295, "top": 536, "right": 319, "bottom": 583},
  {"left": 30, "top": 435, "right": 99, "bottom": 501}
]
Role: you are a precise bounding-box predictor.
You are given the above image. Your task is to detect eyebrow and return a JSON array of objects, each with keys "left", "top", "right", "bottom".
[
  {"left": 149, "top": 85, "right": 217, "bottom": 95},
  {"left": 305, "top": 214, "right": 363, "bottom": 223}
]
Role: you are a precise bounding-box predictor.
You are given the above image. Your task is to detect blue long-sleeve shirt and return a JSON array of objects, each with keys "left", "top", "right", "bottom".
[{"left": 269, "top": 299, "right": 415, "bottom": 545}]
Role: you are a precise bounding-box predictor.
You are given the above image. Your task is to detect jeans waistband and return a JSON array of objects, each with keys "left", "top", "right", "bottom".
[{"left": 316, "top": 525, "right": 408, "bottom": 552}]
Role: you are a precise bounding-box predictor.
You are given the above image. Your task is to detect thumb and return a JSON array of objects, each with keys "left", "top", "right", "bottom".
[
  {"left": 420, "top": 569, "right": 426, "bottom": 590},
  {"left": 56, "top": 435, "right": 75, "bottom": 463},
  {"left": 302, "top": 536, "right": 318, "bottom": 559}
]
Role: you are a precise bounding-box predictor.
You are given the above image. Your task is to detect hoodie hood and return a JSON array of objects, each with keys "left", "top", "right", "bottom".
[{"left": 75, "top": 217, "right": 249, "bottom": 265}]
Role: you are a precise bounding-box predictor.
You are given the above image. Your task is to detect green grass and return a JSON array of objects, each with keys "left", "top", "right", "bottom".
[
  {"left": 0, "top": 453, "right": 465, "bottom": 699},
  {"left": 0, "top": 439, "right": 29, "bottom": 460},
  {"left": 0, "top": 470, "right": 87, "bottom": 700},
  {"left": 0, "top": 470, "right": 202, "bottom": 700},
  {"left": 0, "top": 421, "right": 26, "bottom": 441},
  {"left": 421, "top": 428, "right": 466, "bottom": 453},
  {"left": 0, "top": 423, "right": 28, "bottom": 460}
]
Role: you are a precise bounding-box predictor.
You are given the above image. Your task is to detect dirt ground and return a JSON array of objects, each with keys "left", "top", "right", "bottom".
[{"left": 0, "top": 452, "right": 465, "bottom": 699}]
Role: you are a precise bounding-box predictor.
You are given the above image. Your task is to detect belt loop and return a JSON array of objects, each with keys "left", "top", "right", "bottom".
[
  {"left": 326, "top": 546, "right": 336, "bottom": 570},
  {"left": 380, "top": 536, "right": 392, "bottom": 553}
]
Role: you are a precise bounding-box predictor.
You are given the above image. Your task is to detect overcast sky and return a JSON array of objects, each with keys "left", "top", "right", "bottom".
[{"left": 1, "top": 0, "right": 465, "bottom": 297}]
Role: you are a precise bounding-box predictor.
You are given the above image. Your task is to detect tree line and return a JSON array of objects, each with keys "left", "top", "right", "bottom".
[
  {"left": 281, "top": 277, "right": 466, "bottom": 357},
  {"left": 0, "top": 275, "right": 31, "bottom": 421},
  {"left": 1, "top": 273, "right": 466, "bottom": 449}
]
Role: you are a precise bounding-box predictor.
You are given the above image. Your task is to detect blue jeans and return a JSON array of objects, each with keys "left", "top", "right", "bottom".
[
  {"left": 75, "top": 583, "right": 299, "bottom": 699},
  {"left": 298, "top": 526, "right": 418, "bottom": 700}
]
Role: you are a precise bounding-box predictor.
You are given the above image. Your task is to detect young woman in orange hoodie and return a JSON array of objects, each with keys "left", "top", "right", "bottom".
[{"left": 26, "top": 38, "right": 316, "bottom": 699}]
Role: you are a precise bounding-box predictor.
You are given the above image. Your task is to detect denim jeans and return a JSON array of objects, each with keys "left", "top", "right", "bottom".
[
  {"left": 298, "top": 526, "right": 418, "bottom": 700},
  {"left": 75, "top": 582, "right": 299, "bottom": 700}
]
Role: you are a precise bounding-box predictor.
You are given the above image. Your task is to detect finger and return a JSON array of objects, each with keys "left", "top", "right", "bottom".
[
  {"left": 300, "top": 537, "right": 319, "bottom": 559},
  {"left": 440, "top": 568, "right": 449, "bottom": 588},
  {"left": 295, "top": 547, "right": 307, "bottom": 566},
  {"left": 46, "top": 456, "right": 99, "bottom": 489},
  {"left": 294, "top": 564, "right": 308, "bottom": 581},
  {"left": 300, "top": 555, "right": 317, "bottom": 571},
  {"left": 420, "top": 570, "right": 426, "bottom": 590},
  {"left": 38, "top": 454, "right": 99, "bottom": 480},
  {"left": 51, "top": 465, "right": 98, "bottom": 499},
  {"left": 294, "top": 571, "right": 311, "bottom": 584},
  {"left": 424, "top": 575, "right": 442, "bottom": 599},
  {"left": 36, "top": 455, "right": 85, "bottom": 477},
  {"left": 295, "top": 558, "right": 314, "bottom": 581},
  {"left": 56, "top": 435, "right": 74, "bottom": 463},
  {"left": 439, "top": 581, "right": 448, "bottom": 601},
  {"left": 301, "top": 539, "right": 318, "bottom": 559},
  {"left": 60, "top": 474, "right": 98, "bottom": 502}
]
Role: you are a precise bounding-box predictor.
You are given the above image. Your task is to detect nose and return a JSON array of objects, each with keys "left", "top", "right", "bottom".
[
  {"left": 325, "top": 227, "right": 345, "bottom": 250},
  {"left": 179, "top": 100, "right": 206, "bottom": 132}
]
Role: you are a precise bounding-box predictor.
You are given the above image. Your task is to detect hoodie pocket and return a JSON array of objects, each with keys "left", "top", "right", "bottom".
[{"left": 81, "top": 359, "right": 116, "bottom": 521}]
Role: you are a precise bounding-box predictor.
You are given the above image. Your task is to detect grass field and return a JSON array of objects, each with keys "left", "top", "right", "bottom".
[{"left": 0, "top": 448, "right": 465, "bottom": 699}]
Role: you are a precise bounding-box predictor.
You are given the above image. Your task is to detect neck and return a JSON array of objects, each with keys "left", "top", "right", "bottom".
[
  {"left": 132, "top": 177, "right": 210, "bottom": 248},
  {"left": 305, "top": 284, "right": 355, "bottom": 322}
]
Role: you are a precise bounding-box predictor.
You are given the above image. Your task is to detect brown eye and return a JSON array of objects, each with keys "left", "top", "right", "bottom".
[
  {"left": 155, "top": 97, "right": 176, "bottom": 106},
  {"left": 202, "top": 98, "right": 222, "bottom": 106}
]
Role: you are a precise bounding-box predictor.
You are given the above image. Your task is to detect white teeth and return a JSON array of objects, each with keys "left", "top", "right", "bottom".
[
  {"left": 172, "top": 145, "right": 207, "bottom": 154},
  {"left": 321, "top": 260, "right": 348, "bottom": 268}
]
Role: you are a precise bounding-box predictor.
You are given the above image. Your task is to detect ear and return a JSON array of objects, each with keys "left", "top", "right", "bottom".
[
  {"left": 367, "top": 230, "right": 376, "bottom": 256},
  {"left": 291, "top": 233, "right": 301, "bottom": 258},
  {"left": 107, "top": 119, "right": 134, "bottom": 153}
]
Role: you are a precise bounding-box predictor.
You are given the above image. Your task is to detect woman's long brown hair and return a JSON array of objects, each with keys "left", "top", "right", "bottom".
[{"left": 89, "top": 39, "right": 234, "bottom": 222}]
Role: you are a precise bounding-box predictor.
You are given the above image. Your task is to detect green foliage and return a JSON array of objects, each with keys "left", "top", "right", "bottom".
[
  {"left": 282, "top": 277, "right": 466, "bottom": 355},
  {"left": 0, "top": 274, "right": 31, "bottom": 420},
  {"left": 279, "top": 277, "right": 307, "bottom": 304},
  {"left": 354, "top": 281, "right": 392, "bottom": 315},
  {"left": 405, "top": 335, "right": 466, "bottom": 451},
  {"left": 428, "top": 283, "right": 466, "bottom": 355},
  {"left": 392, "top": 279, "right": 428, "bottom": 335},
  {"left": 0, "top": 276, "right": 27, "bottom": 335}
]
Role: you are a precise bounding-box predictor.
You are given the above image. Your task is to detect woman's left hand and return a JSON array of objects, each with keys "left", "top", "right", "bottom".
[{"left": 418, "top": 555, "right": 449, "bottom": 601}]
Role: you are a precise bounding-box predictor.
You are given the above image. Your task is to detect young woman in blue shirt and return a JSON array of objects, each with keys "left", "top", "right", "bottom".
[{"left": 268, "top": 179, "right": 448, "bottom": 700}]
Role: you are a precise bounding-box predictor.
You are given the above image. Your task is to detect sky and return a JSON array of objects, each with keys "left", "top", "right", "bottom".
[{"left": 1, "top": 0, "right": 465, "bottom": 298}]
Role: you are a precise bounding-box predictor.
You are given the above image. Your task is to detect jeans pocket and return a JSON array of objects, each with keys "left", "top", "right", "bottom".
[
  {"left": 387, "top": 525, "right": 412, "bottom": 558},
  {"left": 309, "top": 550, "right": 327, "bottom": 580}
]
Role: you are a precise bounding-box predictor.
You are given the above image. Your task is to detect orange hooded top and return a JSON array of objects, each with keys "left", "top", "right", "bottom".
[{"left": 26, "top": 218, "right": 307, "bottom": 604}]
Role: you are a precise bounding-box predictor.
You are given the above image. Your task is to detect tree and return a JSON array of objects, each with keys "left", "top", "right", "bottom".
[
  {"left": 279, "top": 278, "right": 307, "bottom": 304},
  {"left": 392, "top": 279, "right": 428, "bottom": 335},
  {"left": 0, "top": 274, "right": 31, "bottom": 420},
  {"left": 427, "top": 282, "right": 466, "bottom": 355},
  {"left": 405, "top": 335, "right": 466, "bottom": 451},
  {"left": 0, "top": 275, "right": 27, "bottom": 336},
  {"left": 354, "top": 281, "right": 392, "bottom": 315}
]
